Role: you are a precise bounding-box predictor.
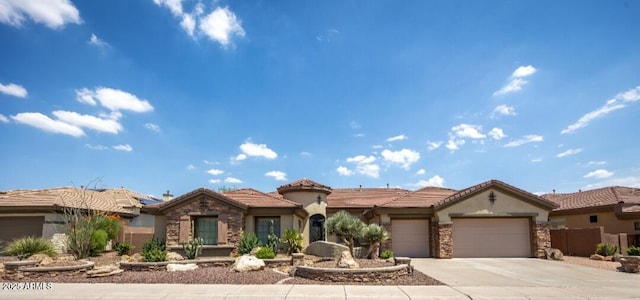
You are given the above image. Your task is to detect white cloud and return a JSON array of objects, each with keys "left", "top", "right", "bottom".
[
  {"left": 336, "top": 166, "right": 354, "bottom": 176},
  {"left": 372, "top": 145, "right": 383, "bottom": 149},
  {"left": 265, "top": 171, "right": 287, "bottom": 181},
  {"left": 0, "top": 82, "right": 27, "bottom": 98},
  {"left": 413, "top": 175, "right": 445, "bottom": 188},
  {"left": 0, "top": 0, "right": 81, "bottom": 29},
  {"left": 556, "top": 148, "right": 583, "bottom": 158},
  {"left": 353, "top": 133, "right": 365, "bottom": 138},
  {"left": 234, "top": 154, "right": 247, "bottom": 162},
  {"left": 153, "top": 0, "right": 183, "bottom": 16},
  {"left": 180, "top": 13, "right": 196, "bottom": 36},
  {"left": 503, "top": 135, "right": 543, "bottom": 147},
  {"left": 186, "top": 164, "right": 196, "bottom": 170},
  {"left": 584, "top": 169, "right": 614, "bottom": 179},
  {"left": 381, "top": 148, "right": 420, "bottom": 170},
  {"left": 239, "top": 141, "right": 277, "bottom": 159},
  {"left": 300, "top": 151, "right": 312, "bottom": 157},
  {"left": 344, "top": 154, "right": 379, "bottom": 178},
  {"left": 347, "top": 155, "right": 376, "bottom": 164},
  {"left": 446, "top": 139, "right": 465, "bottom": 151},
  {"left": 491, "top": 104, "right": 516, "bottom": 117},
  {"left": 75, "top": 87, "right": 153, "bottom": 113},
  {"left": 427, "top": 141, "right": 442, "bottom": 151},
  {"left": 531, "top": 158, "right": 543, "bottom": 163},
  {"left": 199, "top": 6, "right": 245, "bottom": 46},
  {"left": 113, "top": 144, "right": 133, "bottom": 152},
  {"left": 203, "top": 160, "right": 218, "bottom": 165},
  {"left": 52, "top": 110, "right": 122, "bottom": 134},
  {"left": 561, "top": 85, "right": 640, "bottom": 134},
  {"left": 88, "top": 33, "right": 109, "bottom": 48},
  {"left": 350, "top": 121, "right": 361, "bottom": 129},
  {"left": 11, "top": 112, "right": 84, "bottom": 137},
  {"left": 209, "top": 179, "right": 221, "bottom": 184},
  {"left": 206, "top": 169, "right": 224, "bottom": 176},
  {"left": 386, "top": 134, "right": 407, "bottom": 142},
  {"left": 145, "top": 123, "right": 160, "bottom": 132},
  {"left": 356, "top": 163, "right": 380, "bottom": 178},
  {"left": 224, "top": 177, "right": 242, "bottom": 184},
  {"left": 0, "top": 114, "right": 8, "bottom": 123},
  {"left": 416, "top": 168, "right": 426, "bottom": 175},
  {"left": 85, "top": 144, "right": 107, "bottom": 150},
  {"left": 452, "top": 124, "right": 486, "bottom": 139},
  {"left": 584, "top": 176, "right": 640, "bottom": 190},
  {"left": 588, "top": 161, "right": 606, "bottom": 166},
  {"left": 493, "top": 65, "right": 537, "bottom": 96},
  {"left": 488, "top": 128, "right": 506, "bottom": 140}
]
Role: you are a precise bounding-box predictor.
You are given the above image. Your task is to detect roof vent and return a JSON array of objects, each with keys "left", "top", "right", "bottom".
[{"left": 162, "top": 190, "right": 173, "bottom": 201}]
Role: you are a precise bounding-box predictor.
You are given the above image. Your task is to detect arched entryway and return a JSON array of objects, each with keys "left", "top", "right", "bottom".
[{"left": 309, "top": 214, "right": 325, "bottom": 242}]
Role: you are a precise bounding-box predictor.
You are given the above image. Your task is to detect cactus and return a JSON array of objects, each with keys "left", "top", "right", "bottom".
[{"left": 182, "top": 237, "right": 204, "bottom": 259}]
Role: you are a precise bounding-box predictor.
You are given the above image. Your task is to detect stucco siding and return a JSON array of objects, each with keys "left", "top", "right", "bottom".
[{"left": 551, "top": 211, "right": 640, "bottom": 235}]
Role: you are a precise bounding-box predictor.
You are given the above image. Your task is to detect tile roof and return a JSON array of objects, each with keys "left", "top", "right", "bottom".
[
  {"left": 435, "top": 179, "right": 559, "bottom": 209},
  {"left": 378, "top": 186, "right": 457, "bottom": 208},
  {"left": 150, "top": 188, "right": 248, "bottom": 211},
  {"left": 224, "top": 188, "right": 302, "bottom": 208},
  {"left": 327, "top": 188, "right": 410, "bottom": 208},
  {"left": 276, "top": 178, "right": 332, "bottom": 195},
  {"left": 543, "top": 186, "right": 640, "bottom": 211},
  {"left": 0, "top": 187, "right": 147, "bottom": 215}
]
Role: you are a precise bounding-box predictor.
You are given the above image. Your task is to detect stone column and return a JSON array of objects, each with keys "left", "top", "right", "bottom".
[
  {"left": 437, "top": 224, "right": 453, "bottom": 258},
  {"left": 534, "top": 222, "right": 551, "bottom": 258}
]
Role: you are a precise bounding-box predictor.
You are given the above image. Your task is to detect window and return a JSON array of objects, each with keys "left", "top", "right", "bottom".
[
  {"left": 635, "top": 222, "right": 640, "bottom": 231},
  {"left": 256, "top": 217, "right": 280, "bottom": 246},
  {"left": 589, "top": 215, "right": 598, "bottom": 223},
  {"left": 195, "top": 217, "right": 218, "bottom": 245}
]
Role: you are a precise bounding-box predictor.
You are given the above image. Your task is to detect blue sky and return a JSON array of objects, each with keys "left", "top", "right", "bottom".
[{"left": 1, "top": 0, "right": 639, "bottom": 198}]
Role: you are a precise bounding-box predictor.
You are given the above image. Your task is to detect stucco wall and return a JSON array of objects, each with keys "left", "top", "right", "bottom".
[
  {"left": 551, "top": 211, "right": 640, "bottom": 235},
  {"left": 436, "top": 189, "right": 550, "bottom": 223},
  {"left": 281, "top": 191, "right": 328, "bottom": 245},
  {"left": 244, "top": 214, "right": 294, "bottom": 237}
]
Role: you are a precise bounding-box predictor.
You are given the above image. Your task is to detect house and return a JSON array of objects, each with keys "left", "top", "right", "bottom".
[
  {"left": 544, "top": 186, "right": 640, "bottom": 247},
  {"left": 145, "top": 178, "right": 559, "bottom": 258},
  {"left": 0, "top": 187, "right": 156, "bottom": 251}
]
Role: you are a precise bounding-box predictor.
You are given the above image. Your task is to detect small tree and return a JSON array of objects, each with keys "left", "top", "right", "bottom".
[
  {"left": 281, "top": 229, "right": 303, "bottom": 255},
  {"left": 362, "top": 223, "right": 390, "bottom": 259},
  {"left": 325, "top": 210, "right": 364, "bottom": 257}
]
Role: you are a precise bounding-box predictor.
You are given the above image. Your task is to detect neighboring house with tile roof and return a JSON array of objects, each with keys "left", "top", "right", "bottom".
[{"left": 543, "top": 186, "right": 640, "bottom": 246}]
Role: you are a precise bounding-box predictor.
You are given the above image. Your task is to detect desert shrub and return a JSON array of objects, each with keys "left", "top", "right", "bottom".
[
  {"left": 94, "top": 215, "right": 121, "bottom": 240},
  {"left": 627, "top": 246, "right": 640, "bottom": 256},
  {"left": 114, "top": 241, "right": 133, "bottom": 256},
  {"left": 325, "top": 210, "right": 365, "bottom": 257},
  {"left": 238, "top": 232, "right": 261, "bottom": 255},
  {"left": 380, "top": 250, "right": 394, "bottom": 259},
  {"left": 281, "top": 229, "right": 303, "bottom": 255},
  {"left": 90, "top": 229, "right": 108, "bottom": 256},
  {"left": 362, "top": 223, "right": 390, "bottom": 259},
  {"left": 596, "top": 243, "right": 618, "bottom": 256},
  {"left": 267, "top": 220, "right": 280, "bottom": 254},
  {"left": 2, "top": 236, "right": 57, "bottom": 258},
  {"left": 255, "top": 247, "right": 275, "bottom": 259},
  {"left": 142, "top": 237, "right": 167, "bottom": 262},
  {"left": 182, "top": 237, "right": 204, "bottom": 259}
]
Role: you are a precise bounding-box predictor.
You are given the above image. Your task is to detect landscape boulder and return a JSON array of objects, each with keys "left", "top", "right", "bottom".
[
  {"left": 27, "top": 254, "right": 54, "bottom": 266},
  {"left": 167, "top": 263, "right": 198, "bottom": 272},
  {"left": 336, "top": 250, "right": 359, "bottom": 269},
  {"left": 232, "top": 255, "right": 265, "bottom": 272},
  {"left": 543, "top": 248, "right": 564, "bottom": 261},
  {"left": 121, "top": 253, "right": 144, "bottom": 263},
  {"left": 166, "top": 252, "right": 185, "bottom": 261},
  {"left": 87, "top": 265, "right": 123, "bottom": 278}
]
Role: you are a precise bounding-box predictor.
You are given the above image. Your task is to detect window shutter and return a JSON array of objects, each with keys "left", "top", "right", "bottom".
[
  {"left": 217, "top": 220, "right": 227, "bottom": 245},
  {"left": 179, "top": 215, "right": 191, "bottom": 243}
]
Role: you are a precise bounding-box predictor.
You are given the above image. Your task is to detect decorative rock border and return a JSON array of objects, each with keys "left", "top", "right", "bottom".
[
  {"left": 120, "top": 257, "right": 293, "bottom": 271},
  {"left": 3, "top": 260, "right": 95, "bottom": 280},
  {"left": 294, "top": 264, "right": 411, "bottom": 283}
]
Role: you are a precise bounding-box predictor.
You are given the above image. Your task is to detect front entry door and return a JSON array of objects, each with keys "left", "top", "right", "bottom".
[{"left": 310, "top": 214, "right": 325, "bottom": 242}]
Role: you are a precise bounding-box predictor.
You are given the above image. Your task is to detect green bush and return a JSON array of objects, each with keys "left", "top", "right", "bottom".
[
  {"left": 114, "top": 241, "right": 133, "bottom": 256},
  {"left": 281, "top": 229, "right": 303, "bottom": 255},
  {"left": 94, "top": 215, "right": 121, "bottom": 240},
  {"left": 238, "top": 232, "right": 261, "bottom": 255},
  {"left": 267, "top": 221, "right": 280, "bottom": 255},
  {"left": 90, "top": 229, "right": 108, "bottom": 256},
  {"left": 142, "top": 237, "right": 167, "bottom": 262},
  {"left": 627, "top": 246, "right": 640, "bottom": 256},
  {"left": 596, "top": 243, "right": 618, "bottom": 256},
  {"left": 2, "top": 236, "right": 57, "bottom": 258},
  {"left": 380, "top": 250, "right": 394, "bottom": 259},
  {"left": 182, "top": 237, "right": 203, "bottom": 259},
  {"left": 255, "top": 247, "right": 275, "bottom": 259}
]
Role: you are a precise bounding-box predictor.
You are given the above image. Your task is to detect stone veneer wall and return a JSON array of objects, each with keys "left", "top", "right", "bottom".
[
  {"left": 436, "top": 224, "right": 452, "bottom": 258},
  {"left": 380, "top": 223, "right": 392, "bottom": 253},
  {"left": 164, "top": 196, "right": 245, "bottom": 247},
  {"left": 294, "top": 264, "right": 410, "bottom": 283},
  {"left": 534, "top": 222, "right": 551, "bottom": 258}
]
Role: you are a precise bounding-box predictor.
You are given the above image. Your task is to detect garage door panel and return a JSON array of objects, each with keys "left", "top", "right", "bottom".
[
  {"left": 392, "top": 219, "right": 430, "bottom": 258},
  {"left": 453, "top": 218, "right": 530, "bottom": 258}
]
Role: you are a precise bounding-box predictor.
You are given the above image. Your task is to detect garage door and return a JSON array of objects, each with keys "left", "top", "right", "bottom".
[
  {"left": 452, "top": 218, "right": 531, "bottom": 258},
  {"left": 0, "top": 216, "right": 44, "bottom": 249},
  {"left": 392, "top": 219, "right": 430, "bottom": 257}
]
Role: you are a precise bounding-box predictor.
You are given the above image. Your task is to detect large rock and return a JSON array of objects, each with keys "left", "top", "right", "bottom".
[
  {"left": 87, "top": 265, "right": 123, "bottom": 278},
  {"left": 232, "top": 255, "right": 265, "bottom": 272},
  {"left": 590, "top": 254, "right": 605, "bottom": 261},
  {"left": 28, "top": 254, "right": 54, "bottom": 266},
  {"left": 166, "top": 252, "right": 185, "bottom": 261},
  {"left": 167, "top": 263, "right": 198, "bottom": 272},
  {"left": 121, "top": 253, "right": 144, "bottom": 263},
  {"left": 336, "top": 250, "right": 359, "bottom": 269},
  {"left": 305, "top": 241, "right": 349, "bottom": 258},
  {"left": 620, "top": 256, "right": 640, "bottom": 273},
  {"left": 543, "top": 248, "right": 563, "bottom": 261}
]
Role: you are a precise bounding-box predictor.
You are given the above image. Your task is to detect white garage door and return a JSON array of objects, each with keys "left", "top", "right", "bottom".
[
  {"left": 392, "top": 219, "right": 430, "bottom": 258},
  {"left": 452, "top": 218, "right": 531, "bottom": 258}
]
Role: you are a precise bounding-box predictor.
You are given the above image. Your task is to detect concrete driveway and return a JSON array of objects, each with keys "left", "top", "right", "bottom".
[{"left": 412, "top": 258, "right": 640, "bottom": 299}]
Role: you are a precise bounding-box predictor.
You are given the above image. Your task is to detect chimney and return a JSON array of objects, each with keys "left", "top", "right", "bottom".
[
  {"left": 162, "top": 190, "right": 173, "bottom": 201},
  {"left": 359, "top": 185, "right": 362, "bottom": 191},
  {"left": 553, "top": 189, "right": 556, "bottom": 194},
  {"left": 386, "top": 183, "right": 389, "bottom": 189}
]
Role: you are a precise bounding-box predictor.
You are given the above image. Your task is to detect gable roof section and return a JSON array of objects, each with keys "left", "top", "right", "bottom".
[
  {"left": 224, "top": 188, "right": 302, "bottom": 208},
  {"left": 378, "top": 186, "right": 457, "bottom": 208},
  {"left": 277, "top": 178, "right": 332, "bottom": 195},
  {"left": 435, "top": 179, "right": 559, "bottom": 210},
  {"left": 151, "top": 188, "right": 248, "bottom": 212},
  {"left": 545, "top": 186, "right": 640, "bottom": 212},
  {"left": 0, "top": 187, "right": 147, "bottom": 215},
  {"left": 327, "top": 188, "right": 409, "bottom": 208}
]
